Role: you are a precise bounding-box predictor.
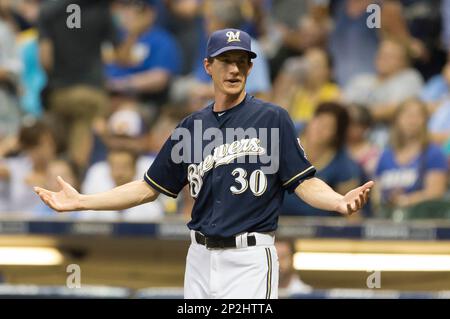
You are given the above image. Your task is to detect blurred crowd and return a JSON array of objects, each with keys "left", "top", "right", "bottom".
[{"left": 0, "top": 0, "right": 449, "bottom": 221}]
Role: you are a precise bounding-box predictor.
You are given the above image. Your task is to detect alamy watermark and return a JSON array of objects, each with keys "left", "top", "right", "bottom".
[
  {"left": 366, "top": 270, "right": 381, "bottom": 289},
  {"left": 170, "top": 121, "right": 281, "bottom": 173},
  {"left": 62, "top": 3, "right": 381, "bottom": 30},
  {"left": 66, "top": 264, "right": 81, "bottom": 288},
  {"left": 366, "top": 4, "right": 381, "bottom": 29},
  {"left": 66, "top": 4, "right": 81, "bottom": 29}
]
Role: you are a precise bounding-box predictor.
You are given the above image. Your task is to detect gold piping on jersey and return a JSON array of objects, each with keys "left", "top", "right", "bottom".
[
  {"left": 145, "top": 173, "right": 177, "bottom": 197},
  {"left": 282, "top": 166, "right": 315, "bottom": 187}
]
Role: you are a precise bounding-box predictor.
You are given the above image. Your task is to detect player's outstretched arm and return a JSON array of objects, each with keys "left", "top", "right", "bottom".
[
  {"left": 295, "top": 177, "right": 374, "bottom": 215},
  {"left": 34, "top": 176, "right": 159, "bottom": 213}
]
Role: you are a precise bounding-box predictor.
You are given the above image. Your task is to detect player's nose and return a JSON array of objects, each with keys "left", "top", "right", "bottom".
[{"left": 227, "top": 62, "right": 240, "bottom": 73}]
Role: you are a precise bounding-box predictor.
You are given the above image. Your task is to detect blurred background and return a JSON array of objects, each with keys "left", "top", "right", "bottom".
[{"left": 0, "top": 0, "right": 450, "bottom": 298}]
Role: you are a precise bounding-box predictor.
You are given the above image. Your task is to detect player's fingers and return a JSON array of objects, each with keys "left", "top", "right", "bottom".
[
  {"left": 39, "top": 189, "right": 52, "bottom": 198},
  {"left": 40, "top": 192, "right": 54, "bottom": 205},
  {"left": 56, "top": 175, "right": 66, "bottom": 189},
  {"left": 363, "top": 180, "right": 375, "bottom": 189},
  {"left": 347, "top": 201, "right": 358, "bottom": 214},
  {"left": 48, "top": 201, "right": 60, "bottom": 212},
  {"left": 347, "top": 203, "right": 352, "bottom": 214},
  {"left": 41, "top": 195, "right": 52, "bottom": 207},
  {"left": 35, "top": 188, "right": 44, "bottom": 198},
  {"left": 39, "top": 191, "right": 55, "bottom": 208},
  {"left": 359, "top": 193, "right": 365, "bottom": 206},
  {"left": 355, "top": 198, "right": 361, "bottom": 210},
  {"left": 364, "top": 189, "right": 370, "bottom": 202},
  {"left": 56, "top": 176, "right": 69, "bottom": 189},
  {"left": 34, "top": 187, "right": 52, "bottom": 198},
  {"left": 358, "top": 181, "right": 374, "bottom": 193},
  {"left": 48, "top": 194, "right": 64, "bottom": 212},
  {"left": 45, "top": 197, "right": 60, "bottom": 212},
  {"left": 40, "top": 193, "right": 48, "bottom": 203}
]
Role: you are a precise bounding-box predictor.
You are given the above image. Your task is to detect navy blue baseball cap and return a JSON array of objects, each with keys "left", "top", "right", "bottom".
[{"left": 206, "top": 28, "right": 257, "bottom": 59}]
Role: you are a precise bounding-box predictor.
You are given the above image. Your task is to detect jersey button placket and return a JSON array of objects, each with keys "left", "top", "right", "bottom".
[
  {"left": 213, "top": 172, "right": 221, "bottom": 202},
  {"left": 212, "top": 169, "right": 222, "bottom": 227}
]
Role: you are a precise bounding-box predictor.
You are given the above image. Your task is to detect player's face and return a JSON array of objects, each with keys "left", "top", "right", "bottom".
[{"left": 204, "top": 50, "right": 253, "bottom": 97}]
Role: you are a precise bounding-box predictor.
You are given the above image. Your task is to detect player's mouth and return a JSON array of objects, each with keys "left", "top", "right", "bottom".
[{"left": 224, "top": 79, "right": 242, "bottom": 85}]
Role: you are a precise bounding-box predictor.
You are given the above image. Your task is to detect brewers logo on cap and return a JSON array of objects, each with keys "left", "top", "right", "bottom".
[
  {"left": 226, "top": 31, "right": 241, "bottom": 43},
  {"left": 206, "top": 28, "right": 257, "bottom": 59}
]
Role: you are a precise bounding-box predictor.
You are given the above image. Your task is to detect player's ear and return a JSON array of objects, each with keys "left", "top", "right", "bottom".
[
  {"left": 204, "top": 58, "right": 212, "bottom": 76},
  {"left": 246, "top": 61, "right": 253, "bottom": 77}
]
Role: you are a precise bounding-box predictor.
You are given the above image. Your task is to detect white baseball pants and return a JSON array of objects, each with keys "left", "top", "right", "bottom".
[{"left": 184, "top": 231, "right": 279, "bottom": 299}]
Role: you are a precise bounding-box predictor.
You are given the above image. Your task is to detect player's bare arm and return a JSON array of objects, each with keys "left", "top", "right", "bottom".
[
  {"left": 295, "top": 177, "right": 374, "bottom": 215},
  {"left": 34, "top": 176, "right": 159, "bottom": 212}
]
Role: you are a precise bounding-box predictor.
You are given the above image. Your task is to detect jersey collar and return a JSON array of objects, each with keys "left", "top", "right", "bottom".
[{"left": 210, "top": 93, "right": 250, "bottom": 116}]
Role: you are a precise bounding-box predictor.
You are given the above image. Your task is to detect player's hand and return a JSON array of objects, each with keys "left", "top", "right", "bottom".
[
  {"left": 34, "top": 176, "right": 81, "bottom": 212},
  {"left": 337, "top": 181, "right": 374, "bottom": 215}
]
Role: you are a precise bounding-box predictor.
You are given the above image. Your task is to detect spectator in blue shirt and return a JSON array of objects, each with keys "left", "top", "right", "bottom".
[
  {"left": 375, "top": 98, "right": 448, "bottom": 210},
  {"left": 420, "top": 58, "right": 450, "bottom": 106},
  {"left": 281, "top": 102, "right": 366, "bottom": 217},
  {"left": 105, "top": 0, "right": 182, "bottom": 107},
  {"left": 428, "top": 99, "right": 450, "bottom": 145},
  {"left": 156, "top": 0, "right": 203, "bottom": 75},
  {"left": 417, "top": 56, "right": 450, "bottom": 144}
]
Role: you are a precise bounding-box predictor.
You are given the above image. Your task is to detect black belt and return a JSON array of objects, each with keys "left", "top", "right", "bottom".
[{"left": 195, "top": 231, "right": 256, "bottom": 249}]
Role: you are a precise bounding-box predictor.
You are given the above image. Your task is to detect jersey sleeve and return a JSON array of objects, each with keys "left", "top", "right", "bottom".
[
  {"left": 278, "top": 108, "right": 316, "bottom": 193},
  {"left": 144, "top": 129, "right": 187, "bottom": 198}
]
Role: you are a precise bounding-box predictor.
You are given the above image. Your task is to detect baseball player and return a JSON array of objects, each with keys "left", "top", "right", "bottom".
[{"left": 34, "top": 29, "right": 373, "bottom": 299}]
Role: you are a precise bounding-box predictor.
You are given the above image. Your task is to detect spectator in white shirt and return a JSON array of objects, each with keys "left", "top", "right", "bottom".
[
  {"left": 0, "top": 120, "right": 56, "bottom": 213},
  {"left": 344, "top": 39, "right": 423, "bottom": 122}
]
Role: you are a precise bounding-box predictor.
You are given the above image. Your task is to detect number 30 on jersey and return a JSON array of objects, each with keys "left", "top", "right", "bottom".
[{"left": 230, "top": 168, "right": 267, "bottom": 196}]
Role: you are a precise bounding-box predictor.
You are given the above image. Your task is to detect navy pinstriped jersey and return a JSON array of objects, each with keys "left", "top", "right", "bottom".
[{"left": 144, "top": 94, "right": 315, "bottom": 237}]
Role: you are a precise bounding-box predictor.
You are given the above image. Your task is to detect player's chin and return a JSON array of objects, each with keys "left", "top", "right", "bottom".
[{"left": 222, "top": 83, "right": 245, "bottom": 95}]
